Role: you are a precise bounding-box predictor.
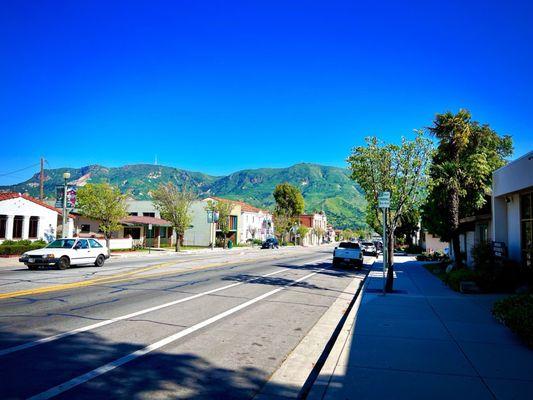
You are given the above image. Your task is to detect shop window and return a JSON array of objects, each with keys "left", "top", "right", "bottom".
[
  {"left": 123, "top": 227, "right": 141, "bottom": 239},
  {"left": 29, "top": 216, "right": 39, "bottom": 238}
]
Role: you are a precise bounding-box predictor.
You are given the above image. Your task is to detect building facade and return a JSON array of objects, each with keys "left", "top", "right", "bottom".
[
  {"left": 299, "top": 212, "right": 328, "bottom": 246},
  {"left": 492, "top": 151, "right": 533, "bottom": 268},
  {"left": 0, "top": 193, "right": 60, "bottom": 244}
]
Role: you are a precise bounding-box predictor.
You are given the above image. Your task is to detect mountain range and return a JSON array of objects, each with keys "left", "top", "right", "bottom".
[{"left": 0, "top": 163, "right": 367, "bottom": 229}]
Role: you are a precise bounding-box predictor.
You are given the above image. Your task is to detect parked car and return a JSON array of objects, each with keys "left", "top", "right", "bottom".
[
  {"left": 261, "top": 238, "right": 279, "bottom": 249},
  {"left": 333, "top": 241, "right": 363, "bottom": 269},
  {"left": 361, "top": 241, "right": 378, "bottom": 257},
  {"left": 19, "top": 238, "right": 109, "bottom": 270}
]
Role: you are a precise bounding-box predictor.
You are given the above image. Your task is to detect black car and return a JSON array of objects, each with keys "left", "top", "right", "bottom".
[{"left": 261, "top": 238, "right": 279, "bottom": 249}]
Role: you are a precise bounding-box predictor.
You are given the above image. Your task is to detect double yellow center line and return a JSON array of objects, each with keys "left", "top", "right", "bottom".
[{"left": 0, "top": 254, "right": 288, "bottom": 300}]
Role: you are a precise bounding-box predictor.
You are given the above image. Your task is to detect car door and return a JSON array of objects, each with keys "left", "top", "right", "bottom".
[
  {"left": 88, "top": 239, "right": 104, "bottom": 260},
  {"left": 72, "top": 239, "right": 92, "bottom": 265}
]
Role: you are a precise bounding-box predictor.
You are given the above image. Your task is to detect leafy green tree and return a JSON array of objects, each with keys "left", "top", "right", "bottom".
[
  {"left": 273, "top": 183, "right": 305, "bottom": 245},
  {"left": 395, "top": 208, "right": 420, "bottom": 247},
  {"left": 297, "top": 225, "right": 309, "bottom": 245},
  {"left": 206, "top": 199, "right": 235, "bottom": 249},
  {"left": 348, "top": 131, "right": 433, "bottom": 291},
  {"left": 422, "top": 110, "right": 512, "bottom": 267},
  {"left": 76, "top": 183, "right": 128, "bottom": 251},
  {"left": 273, "top": 183, "right": 305, "bottom": 217},
  {"left": 152, "top": 183, "right": 195, "bottom": 252}
]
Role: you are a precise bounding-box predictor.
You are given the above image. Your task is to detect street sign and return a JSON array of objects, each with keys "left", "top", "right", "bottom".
[
  {"left": 378, "top": 191, "right": 391, "bottom": 208},
  {"left": 55, "top": 185, "right": 77, "bottom": 208}
]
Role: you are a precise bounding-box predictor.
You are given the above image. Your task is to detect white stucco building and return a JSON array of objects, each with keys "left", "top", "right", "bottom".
[
  {"left": 239, "top": 203, "right": 273, "bottom": 243},
  {"left": 492, "top": 151, "right": 533, "bottom": 267},
  {"left": 0, "top": 193, "right": 61, "bottom": 243}
]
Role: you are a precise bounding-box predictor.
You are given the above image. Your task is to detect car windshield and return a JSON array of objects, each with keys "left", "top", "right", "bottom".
[
  {"left": 339, "top": 242, "right": 359, "bottom": 249},
  {"left": 46, "top": 239, "right": 76, "bottom": 249}
]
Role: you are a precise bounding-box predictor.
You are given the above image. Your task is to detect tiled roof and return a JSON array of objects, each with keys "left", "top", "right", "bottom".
[
  {"left": 121, "top": 215, "right": 172, "bottom": 227},
  {"left": 0, "top": 192, "right": 61, "bottom": 214}
]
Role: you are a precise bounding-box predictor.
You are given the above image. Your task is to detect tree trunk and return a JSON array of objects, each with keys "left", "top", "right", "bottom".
[
  {"left": 385, "top": 231, "right": 395, "bottom": 293},
  {"left": 176, "top": 234, "right": 181, "bottom": 252},
  {"left": 105, "top": 236, "right": 111, "bottom": 257},
  {"left": 452, "top": 234, "right": 461, "bottom": 268},
  {"left": 450, "top": 186, "right": 461, "bottom": 268}
]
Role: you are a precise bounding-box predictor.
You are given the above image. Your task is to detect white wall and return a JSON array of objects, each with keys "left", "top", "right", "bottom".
[
  {"left": 492, "top": 152, "right": 533, "bottom": 263},
  {"left": 492, "top": 151, "right": 533, "bottom": 197},
  {"left": 0, "top": 197, "right": 58, "bottom": 243}
]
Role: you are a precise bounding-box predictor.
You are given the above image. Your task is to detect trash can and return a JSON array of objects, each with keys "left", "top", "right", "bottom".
[{"left": 228, "top": 240, "right": 233, "bottom": 249}]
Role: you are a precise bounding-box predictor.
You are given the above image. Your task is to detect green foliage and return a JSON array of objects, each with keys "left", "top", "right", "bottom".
[
  {"left": 422, "top": 110, "right": 513, "bottom": 243},
  {"left": 347, "top": 132, "right": 433, "bottom": 236},
  {"left": 152, "top": 183, "right": 195, "bottom": 252},
  {"left": 3, "top": 163, "right": 367, "bottom": 230},
  {"left": 0, "top": 239, "right": 47, "bottom": 255},
  {"left": 273, "top": 183, "right": 305, "bottom": 217},
  {"left": 493, "top": 295, "right": 533, "bottom": 348},
  {"left": 76, "top": 183, "right": 128, "bottom": 238},
  {"left": 445, "top": 268, "right": 480, "bottom": 292}
]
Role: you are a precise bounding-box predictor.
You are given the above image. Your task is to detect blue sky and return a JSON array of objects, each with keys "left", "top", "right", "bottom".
[{"left": 1, "top": 0, "right": 532, "bottom": 184}]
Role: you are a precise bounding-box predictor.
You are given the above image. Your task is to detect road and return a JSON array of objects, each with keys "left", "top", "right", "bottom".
[{"left": 0, "top": 245, "right": 367, "bottom": 399}]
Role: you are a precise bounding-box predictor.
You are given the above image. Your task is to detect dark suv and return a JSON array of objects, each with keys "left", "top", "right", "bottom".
[{"left": 261, "top": 238, "right": 279, "bottom": 249}]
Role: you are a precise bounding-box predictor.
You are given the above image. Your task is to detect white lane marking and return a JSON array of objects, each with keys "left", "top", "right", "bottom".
[
  {"left": 0, "top": 268, "right": 291, "bottom": 357},
  {"left": 29, "top": 269, "right": 322, "bottom": 400}
]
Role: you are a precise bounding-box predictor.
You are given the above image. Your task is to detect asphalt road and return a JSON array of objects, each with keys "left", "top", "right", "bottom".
[{"left": 0, "top": 245, "right": 367, "bottom": 399}]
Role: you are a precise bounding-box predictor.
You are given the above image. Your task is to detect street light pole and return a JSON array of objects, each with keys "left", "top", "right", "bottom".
[{"left": 62, "top": 172, "right": 71, "bottom": 238}]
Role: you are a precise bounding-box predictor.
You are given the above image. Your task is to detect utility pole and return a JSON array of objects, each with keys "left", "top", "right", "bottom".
[
  {"left": 39, "top": 157, "right": 45, "bottom": 200},
  {"left": 62, "top": 172, "right": 71, "bottom": 238}
]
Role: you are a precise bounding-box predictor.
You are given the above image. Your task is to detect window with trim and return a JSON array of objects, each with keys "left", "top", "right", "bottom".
[
  {"left": 29, "top": 216, "right": 39, "bottom": 238},
  {"left": 0, "top": 215, "right": 6, "bottom": 239},
  {"left": 80, "top": 224, "right": 91, "bottom": 233},
  {"left": 478, "top": 223, "right": 488, "bottom": 244},
  {"left": 129, "top": 212, "right": 138, "bottom": 216},
  {"left": 13, "top": 216, "right": 23, "bottom": 239},
  {"left": 143, "top": 212, "right": 155, "bottom": 217}
]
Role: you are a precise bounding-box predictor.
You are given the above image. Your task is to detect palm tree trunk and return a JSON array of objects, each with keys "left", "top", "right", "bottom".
[{"left": 450, "top": 186, "right": 461, "bottom": 268}]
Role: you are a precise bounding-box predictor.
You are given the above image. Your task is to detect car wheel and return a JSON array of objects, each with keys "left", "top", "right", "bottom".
[
  {"left": 94, "top": 255, "right": 105, "bottom": 267},
  {"left": 57, "top": 257, "right": 70, "bottom": 270}
]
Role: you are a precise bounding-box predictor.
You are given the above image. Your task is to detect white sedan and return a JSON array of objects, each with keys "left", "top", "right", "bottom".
[{"left": 19, "top": 238, "right": 109, "bottom": 270}]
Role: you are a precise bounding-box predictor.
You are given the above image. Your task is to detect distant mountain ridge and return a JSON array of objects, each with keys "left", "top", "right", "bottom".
[{"left": 0, "top": 163, "right": 366, "bottom": 229}]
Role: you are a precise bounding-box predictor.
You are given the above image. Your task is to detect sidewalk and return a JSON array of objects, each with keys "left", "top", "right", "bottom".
[{"left": 308, "top": 257, "right": 533, "bottom": 400}]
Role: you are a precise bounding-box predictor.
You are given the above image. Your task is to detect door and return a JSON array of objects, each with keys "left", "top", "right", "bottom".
[{"left": 72, "top": 239, "right": 93, "bottom": 264}]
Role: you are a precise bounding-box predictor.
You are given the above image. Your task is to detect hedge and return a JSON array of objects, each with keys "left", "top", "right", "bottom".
[
  {"left": 0, "top": 240, "right": 47, "bottom": 256},
  {"left": 493, "top": 294, "right": 533, "bottom": 348}
]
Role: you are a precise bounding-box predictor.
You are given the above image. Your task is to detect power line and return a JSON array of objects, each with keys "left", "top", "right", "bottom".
[{"left": 0, "top": 163, "right": 40, "bottom": 177}]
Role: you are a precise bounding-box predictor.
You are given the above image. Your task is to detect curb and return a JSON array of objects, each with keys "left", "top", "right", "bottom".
[{"left": 254, "top": 258, "right": 374, "bottom": 400}]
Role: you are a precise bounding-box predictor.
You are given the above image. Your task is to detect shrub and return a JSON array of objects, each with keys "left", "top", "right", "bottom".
[
  {"left": 0, "top": 239, "right": 47, "bottom": 255},
  {"left": 445, "top": 268, "right": 479, "bottom": 292},
  {"left": 493, "top": 294, "right": 533, "bottom": 348},
  {"left": 405, "top": 244, "right": 423, "bottom": 254}
]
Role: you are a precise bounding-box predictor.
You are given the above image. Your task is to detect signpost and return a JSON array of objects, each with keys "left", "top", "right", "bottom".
[
  {"left": 207, "top": 211, "right": 220, "bottom": 249},
  {"left": 148, "top": 223, "right": 153, "bottom": 254},
  {"left": 378, "top": 191, "right": 391, "bottom": 294}
]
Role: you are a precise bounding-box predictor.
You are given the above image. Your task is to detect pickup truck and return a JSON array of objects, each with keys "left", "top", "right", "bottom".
[{"left": 333, "top": 241, "right": 364, "bottom": 269}]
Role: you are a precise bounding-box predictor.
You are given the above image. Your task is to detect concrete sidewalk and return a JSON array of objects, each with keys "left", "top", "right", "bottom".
[{"left": 308, "top": 257, "right": 533, "bottom": 400}]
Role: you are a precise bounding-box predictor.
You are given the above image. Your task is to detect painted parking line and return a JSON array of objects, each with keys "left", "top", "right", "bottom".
[
  {"left": 0, "top": 267, "right": 292, "bottom": 357},
  {"left": 28, "top": 269, "right": 323, "bottom": 400}
]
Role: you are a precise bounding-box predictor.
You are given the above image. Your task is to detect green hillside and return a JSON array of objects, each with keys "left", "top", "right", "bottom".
[{"left": 0, "top": 163, "right": 366, "bottom": 229}]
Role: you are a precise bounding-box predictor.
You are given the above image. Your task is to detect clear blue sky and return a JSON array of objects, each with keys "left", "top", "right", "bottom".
[{"left": 1, "top": 0, "right": 532, "bottom": 184}]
